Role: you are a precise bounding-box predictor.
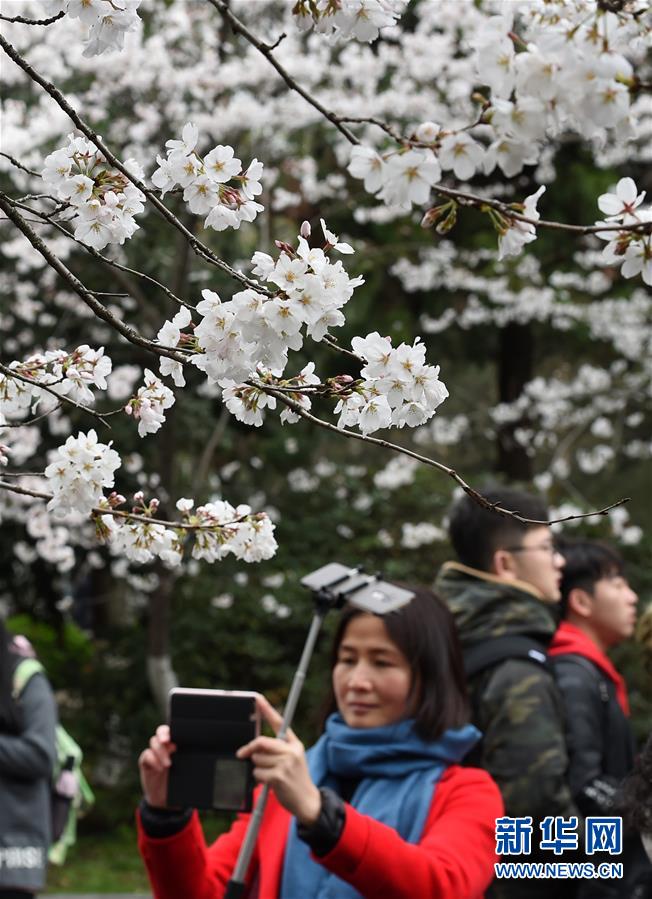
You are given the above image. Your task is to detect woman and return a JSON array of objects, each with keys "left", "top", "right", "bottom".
[
  {"left": 0, "top": 621, "right": 57, "bottom": 899},
  {"left": 138, "top": 586, "right": 503, "bottom": 898}
]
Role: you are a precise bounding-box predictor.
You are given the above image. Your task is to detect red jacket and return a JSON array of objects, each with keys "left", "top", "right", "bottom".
[{"left": 137, "top": 765, "right": 503, "bottom": 899}]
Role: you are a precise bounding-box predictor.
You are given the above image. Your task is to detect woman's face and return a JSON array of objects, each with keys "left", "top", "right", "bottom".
[{"left": 332, "top": 613, "right": 413, "bottom": 729}]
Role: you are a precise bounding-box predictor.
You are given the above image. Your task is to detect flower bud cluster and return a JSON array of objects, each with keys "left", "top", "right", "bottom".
[
  {"left": 125, "top": 369, "right": 175, "bottom": 437},
  {"left": 42, "top": 133, "right": 145, "bottom": 250},
  {"left": 293, "top": 0, "right": 406, "bottom": 43},
  {"left": 0, "top": 345, "right": 112, "bottom": 423},
  {"left": 334, "top": 332, "right": 448, "bottom": 435},
  {"left": 151, "top": 123, "right": 263, "bottom": 232},
  {"left": 595, "top": 178, "right": 651, "bottom": 287},
  {"left": 45, "top": 0, "right": 142, "bottom": 57},
  {"left": 44, "top": 429, "right": 121, "bottom": 517}
]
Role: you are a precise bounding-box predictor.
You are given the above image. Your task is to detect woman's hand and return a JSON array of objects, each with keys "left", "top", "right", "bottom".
[
  {"left": 138, "top": 724, "right": 177, "bottom": 809},
  {"left": 236, "top": 695, "right": 321, "bottom": 827}
]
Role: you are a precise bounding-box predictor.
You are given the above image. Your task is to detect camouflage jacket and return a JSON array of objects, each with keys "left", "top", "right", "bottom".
[{"left": 436, "top": 561, "right": 579, "bottom": 825}]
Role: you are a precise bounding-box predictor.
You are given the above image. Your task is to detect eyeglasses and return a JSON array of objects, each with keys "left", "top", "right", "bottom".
[{"left": 505, "top": 542, "right": 560, "bottom": 556}]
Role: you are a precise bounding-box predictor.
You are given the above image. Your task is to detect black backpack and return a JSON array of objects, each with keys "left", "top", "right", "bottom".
[
  {"left": 462, "top": 635, "right": 550, "bottom": 767},
  {"left": 463, "top": 634, "right": 550, "bottom": 679}
]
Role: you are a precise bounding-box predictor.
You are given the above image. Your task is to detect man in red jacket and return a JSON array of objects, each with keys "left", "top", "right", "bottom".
[{"left": 550, "top": 538, "right": 651, "bottom": 897}]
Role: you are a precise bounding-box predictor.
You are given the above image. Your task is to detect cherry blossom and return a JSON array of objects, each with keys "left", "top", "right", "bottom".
[
  {"left": 125, "top": 369, "right": 175, "bottom": 437},
  {"left": 497, "top": 186, "right": 546, "bottom": 261},
  {"left": 151, "top": 123, "right": 264, "bottom": 233},
  {"left": 44, "top": 429, "right": 121, "bottom": 517}
]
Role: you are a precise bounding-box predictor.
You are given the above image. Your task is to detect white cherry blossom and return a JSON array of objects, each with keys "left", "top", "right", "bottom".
[{"left": 44, "top": 430, "right": 121, "bottom": 517}]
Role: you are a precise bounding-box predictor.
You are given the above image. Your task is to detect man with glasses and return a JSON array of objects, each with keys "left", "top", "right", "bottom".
[{"left": 436, "top": 486, "right": 577, "bottom": 899}]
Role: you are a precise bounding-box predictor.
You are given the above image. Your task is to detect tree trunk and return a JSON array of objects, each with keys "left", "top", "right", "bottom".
[
  {"left": 146, "top": 567, "right": 178, "bottom": 714},
  {"left": 496, "top": 322, "right": 534, "bottom": 481}
]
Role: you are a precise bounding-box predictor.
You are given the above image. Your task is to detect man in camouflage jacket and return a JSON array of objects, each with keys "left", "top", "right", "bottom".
[{"left": 436, "top": 486, "right": 579, "bottom": 899}]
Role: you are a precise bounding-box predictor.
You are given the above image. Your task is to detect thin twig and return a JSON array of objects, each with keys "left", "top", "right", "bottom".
[
  {"left": 0, "top": 402, "right": 63, "bottom": 427},
  {"left": 335, "top": 116, "right": 403, "bottom": 143},
  {"left": 208, "top": 0, "right": 359, "bottom": 145},
  {"left": 260, "top": 386, "right": 629, "bottom": 526},
  {"left": 0, "top": 10, "right": 65, "bottom": 25},
  {"left": 0, "top": 34, "right": 272, "bottom": 297},
  {"left": 4, "top": 196, "right": 194, "bottom": 311},
  {"left": 0, "top": 193, "right": 188, "bottom": 364},
  {"left": 322, "top": 334, "right": 364, "bottom": 363}
]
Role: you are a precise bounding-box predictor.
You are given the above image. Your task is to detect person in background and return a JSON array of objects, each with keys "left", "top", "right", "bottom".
[
  {"left": 550, "top": 538, "right": 651, "bottom": 898},
  {"left": 137, "top": 586, "right": 503, "bottom": 899},
  {"left": 621, "top": 731, "right": 652, "bottom": 895},
  {"left": 0, "top": 620, "right": 57, "bottom": 899},
  {"left": 436, "top": 486, "right": 577, "bottom": 899}
]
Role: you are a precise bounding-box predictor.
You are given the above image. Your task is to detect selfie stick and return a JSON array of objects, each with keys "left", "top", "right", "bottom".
[{"left": 224, "top": 564, "right": 414, "bottom": 899}]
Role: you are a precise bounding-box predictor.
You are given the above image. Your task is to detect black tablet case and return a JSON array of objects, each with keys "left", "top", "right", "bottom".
[{"left": 167, "top": 691, "right": 256, "bottom": 811}]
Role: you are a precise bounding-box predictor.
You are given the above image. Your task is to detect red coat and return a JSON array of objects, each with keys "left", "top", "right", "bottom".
[{"left": 137, "top": 765, "right": 502, "bottom": 899}]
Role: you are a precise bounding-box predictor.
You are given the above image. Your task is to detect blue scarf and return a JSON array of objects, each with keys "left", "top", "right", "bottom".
[{"left": 280, "top": 715, "right": 480, "bottom": 899}]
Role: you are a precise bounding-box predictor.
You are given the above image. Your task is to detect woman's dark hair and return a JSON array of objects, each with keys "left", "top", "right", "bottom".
[
  {"left": 0, "top": 620, "right": 23, "bottom": 734},
  {"left": 322, "top": 584, "right": 469, "bottom": 741}
]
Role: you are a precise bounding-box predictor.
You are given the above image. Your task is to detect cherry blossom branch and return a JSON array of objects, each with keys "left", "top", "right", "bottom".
[
  {"left": 0, "top": 33, "right": 273, "bottom": 297},
  {"left": 0, "top": 361, "right": 112, "bottom": 429},
  {"left": 186, "top": 16, "right": 648, "bottom": 240},
  {"left": 261, "top": 386, "right": 630, "bottom": 526},
  {"left": 0, "top": 192, "right": 189, "bottom": 364},
  {"left": 0, "top": 479, "right": 252, "bottom": 532},
  {"left": 208, "top": 0, "right": 360, "bottom": 145},
  {"left": 431, "top": 185, "right": 652, "bottom": 236},
  {"left": 0, "top": 11, "right": 65, "bottom": 26}
]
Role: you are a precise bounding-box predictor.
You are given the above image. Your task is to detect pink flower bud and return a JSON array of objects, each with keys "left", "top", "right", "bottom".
[
  {"left": 300, "top": 220, "right": 311, "bottom": 238},
  {"left": 133, "top": 490, "right": 144, "bottom": 502}
]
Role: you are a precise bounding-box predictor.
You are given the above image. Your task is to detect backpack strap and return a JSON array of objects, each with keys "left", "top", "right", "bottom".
[
  {"left": 12, "top": 657, "right": 45, "bottom": 700},
  {"left": 464, "top": 635, "right": 549, "bottom": 679}
]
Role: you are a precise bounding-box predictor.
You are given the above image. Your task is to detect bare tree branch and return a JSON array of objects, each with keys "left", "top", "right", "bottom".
[
  {"left": 0, "top": 10, "right": 65, "bottom": 26},
  {"left": 0, "top": 401, "right": 63, "bottom": 428},
  {"left": 0, "top": 151, "right": 42, "bottom": 177},
  {"left": 259, "top": 386, "right": 630, "bottom": 526},
  {"left": 3, "top": 195, "right": 194, "bottom": 311}
]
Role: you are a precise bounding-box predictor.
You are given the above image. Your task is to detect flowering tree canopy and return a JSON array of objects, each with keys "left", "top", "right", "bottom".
[{"left": 1, "top": 0, "right": 650, "bottom": 607}]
